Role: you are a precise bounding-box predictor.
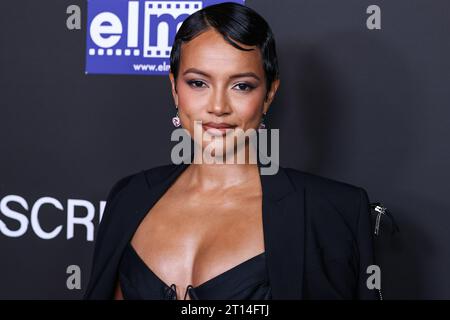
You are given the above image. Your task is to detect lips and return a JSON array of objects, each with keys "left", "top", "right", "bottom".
[{"left": 202, "top": 122, "right": 236, "bottom": 136}]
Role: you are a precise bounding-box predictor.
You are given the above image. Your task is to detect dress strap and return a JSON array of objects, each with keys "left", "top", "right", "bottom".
[
  {"left": 164, "top": 283, "right": 198, "bottom": 300},
  {"left": 183, "top": 285, "right": 195, "bottom": 300},
  {"left": 164, "top": 283, "right": 177, "bottom": 300}
]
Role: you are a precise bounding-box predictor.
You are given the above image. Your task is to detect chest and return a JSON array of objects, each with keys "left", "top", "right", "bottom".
[{"left": 129, "top": 187, "right": 265, "bottom": 290}]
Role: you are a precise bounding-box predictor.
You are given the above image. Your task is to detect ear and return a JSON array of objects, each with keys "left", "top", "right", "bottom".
[
  {"left": 169, "top": 72, "right": 179, "bottom": 106},
  {"left": 263, "top": 78, "right": 280, "bottom": 114}
]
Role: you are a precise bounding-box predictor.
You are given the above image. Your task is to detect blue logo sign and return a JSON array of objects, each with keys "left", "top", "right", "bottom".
[{"left": 86, "top": 0, "right": 245, "bottom": 75}]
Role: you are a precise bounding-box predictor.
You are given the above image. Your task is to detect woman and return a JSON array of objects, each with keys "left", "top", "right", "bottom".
[{"left": 84, "top": 2, "right": 378, "bottom": 300}]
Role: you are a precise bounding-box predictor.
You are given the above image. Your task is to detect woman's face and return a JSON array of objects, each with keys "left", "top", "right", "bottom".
[{"left": 169, "top": 28, "right": 280, "bottom": 158}]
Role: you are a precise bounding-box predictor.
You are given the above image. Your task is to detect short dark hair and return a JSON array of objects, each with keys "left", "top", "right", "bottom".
[{"left": 170, "top": 2, "right": 279, "bottom": 100}]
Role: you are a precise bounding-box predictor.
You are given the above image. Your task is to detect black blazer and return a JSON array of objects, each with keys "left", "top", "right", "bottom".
[{"left": 84, "top": 160, "right": 379, "bottom": 300}]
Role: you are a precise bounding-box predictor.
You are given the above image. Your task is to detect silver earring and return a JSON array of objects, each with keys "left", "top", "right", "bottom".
[
  {"left": 259, "top": 112, "right": 266, "bottom": 129},
  {"left": 172, "top": 105, "right": 181, "bottom": 127}
]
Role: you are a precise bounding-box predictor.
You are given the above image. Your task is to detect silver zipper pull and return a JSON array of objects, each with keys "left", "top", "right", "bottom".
[{"left": 374, "top": 204, "right": 386, "bottom": 236}]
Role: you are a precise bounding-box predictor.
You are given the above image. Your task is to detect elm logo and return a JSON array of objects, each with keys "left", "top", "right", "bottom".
[{"left": 85, "top": 0, "right": 245, "bottom": 75}]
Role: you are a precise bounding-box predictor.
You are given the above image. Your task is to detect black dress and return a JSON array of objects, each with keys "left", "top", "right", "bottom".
[{"left": 118, "top": 242, "right": 272, "bottom": 300}]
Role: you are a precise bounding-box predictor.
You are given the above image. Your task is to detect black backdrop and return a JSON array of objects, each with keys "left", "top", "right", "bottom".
[{"left": 1, "top": 0, "right": 449, "bottom": 299}]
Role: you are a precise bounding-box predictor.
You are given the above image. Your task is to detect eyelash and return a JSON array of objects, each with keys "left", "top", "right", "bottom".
[{"left": 186, "top": 80, "right": 255, "bottom": 92}]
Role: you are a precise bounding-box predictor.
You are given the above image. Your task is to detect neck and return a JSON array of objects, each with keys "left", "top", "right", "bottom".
[{"left": 188, "top": 143, "right": 259, "bottom": 189}]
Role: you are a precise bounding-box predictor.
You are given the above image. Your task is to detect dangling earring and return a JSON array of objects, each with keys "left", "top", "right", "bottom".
[
  {"left": 172, "top": 105, "right": 181, "bottom": 127},
  {"left": 259, "top": 112, "right": 266, "bottom": 129}
]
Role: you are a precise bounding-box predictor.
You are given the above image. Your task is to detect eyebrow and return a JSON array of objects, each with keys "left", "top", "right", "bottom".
[{"left": 182, "top": 68, "right": 261, "bottom": 81}]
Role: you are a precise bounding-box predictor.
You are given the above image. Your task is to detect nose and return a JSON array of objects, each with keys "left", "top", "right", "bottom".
[{"left": 207, "top": 87, "right": 231, "bottom": 116}]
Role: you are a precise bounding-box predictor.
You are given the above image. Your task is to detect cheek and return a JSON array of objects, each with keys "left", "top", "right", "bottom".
[
  {"left": 177, "top": 85, "right": 207, "bottom": 120},
  {"left": 233, "top": 96, "right": 264, "bottom": 129}
]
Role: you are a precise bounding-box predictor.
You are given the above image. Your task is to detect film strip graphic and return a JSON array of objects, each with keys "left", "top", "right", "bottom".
[{"left": 143, "top": 1, "right": 203, "bottom": 58}]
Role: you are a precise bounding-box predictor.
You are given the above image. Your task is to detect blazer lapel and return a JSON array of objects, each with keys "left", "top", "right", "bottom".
[{"left": 259, "top": 161, "right": 306, "bottom": 299}]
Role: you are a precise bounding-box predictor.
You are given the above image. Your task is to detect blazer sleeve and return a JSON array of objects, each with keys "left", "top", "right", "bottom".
[
  {"left": 356, "top": 187, "right": 380, "bottom": 300},
  {"left": 83, "top": 174, "right": 135, "bottom": 299}
]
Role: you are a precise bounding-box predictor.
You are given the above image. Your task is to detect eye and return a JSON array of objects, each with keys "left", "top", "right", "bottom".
[
  {"left": 187, "top": 80, "right": 207, "bottom": 89},
  {"left": 234, "top": 82, "right": 255, "bottom": 92}
]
